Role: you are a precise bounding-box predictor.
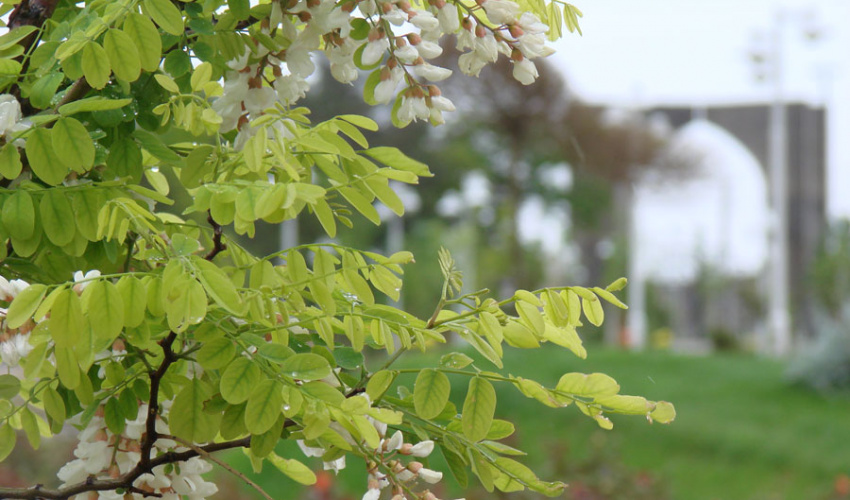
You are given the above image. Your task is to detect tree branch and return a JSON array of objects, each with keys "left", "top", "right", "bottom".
[
  {"left": 0, "top": 437, "right": 252, "bottom": 500},
  {"left": 204, "top": 212, "right": 226, "bottom": 261},
  {"left": 139, "top": 331, "right": 178, "bottom": 471}
]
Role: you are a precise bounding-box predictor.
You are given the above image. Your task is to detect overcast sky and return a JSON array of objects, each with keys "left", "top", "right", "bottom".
[{"left": 548, "top": 0, "right": 850, "bottom": 218}]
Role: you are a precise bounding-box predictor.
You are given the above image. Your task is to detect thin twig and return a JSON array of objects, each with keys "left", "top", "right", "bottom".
[
  {"left": 204, "top": 212, "right": 226, "bottom": 261},
  {"left": 164, "top": 435, "right": 275, "bottom": 500},
  {"left": 139, "top": 331, "right": 178, "bottom": 470}
]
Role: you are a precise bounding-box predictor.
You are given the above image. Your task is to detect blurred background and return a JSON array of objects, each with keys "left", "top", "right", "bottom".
[{"left": 5, "top": 0, "right": 850, "bottom": 499}]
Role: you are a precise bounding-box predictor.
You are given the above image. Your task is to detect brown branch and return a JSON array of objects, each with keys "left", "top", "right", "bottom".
[
  {"left": 0, "top": 437, "right": 252, "bottom": 500},
  {"left": 204, "top": 212, "right": 226, "bottom": 261},
  {"left": 8, "top": 0, "right": 61, "bottom": 113},
  {"left": 139, "top": 332, "right": 178, "bottom": 471},
  {"left": 165, "top": 435, "right": 274, "bottom": 500},
  {"left": 54, "top": 78, "right": 92, "bottom": 111}
]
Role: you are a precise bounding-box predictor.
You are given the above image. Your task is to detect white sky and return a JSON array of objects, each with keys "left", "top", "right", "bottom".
[{"left": 549, "top": 0, "right": 850, "bottom": 219}]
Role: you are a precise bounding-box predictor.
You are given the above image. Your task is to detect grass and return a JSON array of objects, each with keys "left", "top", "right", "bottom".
[{"left": 223, "top": 346, "right": 850, "bottom": 500}]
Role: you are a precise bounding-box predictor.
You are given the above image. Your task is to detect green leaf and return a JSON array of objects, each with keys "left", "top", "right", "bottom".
[
  {"left": 227, "top": 0, "right": 251, "bottom": 20},
  {"left": 60, "top": 97, "right": 133, "bottom": 116},
  {"left": 26, "top": 129, "right": 68, "bottom": 185},
  {"left": 0, "top": 375, "right": 20, "bottom": 400},
  {"left": 363, "top": 147, "right": 431, "bottom": 176},
  {"left": 116, "top": 276, "right": 147, "bottom": 328},
  {"left": 107, "top": 138, "right": 143, "bottom": 181},
  {"left": 192, "top": 257, "right": 243, "bottom": 314},
  {"left": 190, "top": 62, "right": 213, "bottom": 92},
  {"left": 245, "top": 379, "right": 283, "bottom": 435},
  {"left": 486, "top": 419, "right": 515, "bottom": 440},
  {"left": 165, "top": 278, "right": 207, "bottom": 332},
  {"left": 591, "top": 287, "right": 628, "bottom": 309},
  {"left": 0, "top": 143, "right": 22, "bottom": 180},
  {"left": 555, "top": 373, "right": 619, "bottom": 399},
  {"left": 462, "top": 376, "right": 496, "bottom": 443},
  {"left": 605, "top": 277, "right": 628, "bottom": 292},
  {"left": 123, "top": 13, "right": 162, "bottom": 72},
  {"left": 366, "top": 370, "right": 395, "bottom": 401},
  {"left": 52, "top": 117, "right": 95, "bottom": 172},
  {"left": 29, "top": 72, "right": 65, "bottom": 109},
  {"left": 104, "top": 397, "right": 126, "bottom": 435},
  {"left": 55, "top": 348, "right": 80, "bottom": 389},
  {"left": 39, "top": 191, "right": 75, "bottom": 247},
  {"left": 581, "top": 295, "right": 604, "bottom": 327},
  {"left": 196, "top": 338, "right": 236, "bottom": 370},
  {"left": 81, "top": 42, "right": 111, "bottom": 89},
  {"left": 84, "top": 281, "right": 125, "bottom": 343},
  {"left": 268, "top": 453, "right": 317, "bottom": 485},
  {"left": 281, "top": 353, "right": 332, "bottom": 381},
  {"left": 332, "top": 347, "right": 364, "bottom": 370},
  {"left": 6, "top": 284, "right": 46, "bottom": 329},
  {"left": 440, "top": 352, "right": 475, "bottom": 370},
  {"left": 414, "top": 369, "right": 451, "bottom": 420},
  {"left": 0, "top": 424, "right": 15, "bottom": 462},
  {"left": 143, "top": 0, "right": 185, "bottom": 36},
  {"left": 649, "top": 401, "right": 676, "bottom": 424},
  {"left": 103, "top": 29, "right": 141, "bottom": 82},
  {"left": 220, "top": 357, "right": 261, "bottom": 404},
  {"left": 41, "top": 386, "right": 66, "bottom": 425},
  {"left": 2, "top": 190, "right": 34, "bottom": 240},
  {"left": 170, "top": 379, "right": 220, "bottom": 443},
  {"left": 20, "top": 407, "right": 41, "bottom": 450},
  {"left": 50, "top": 288, "right": 83, "bottom": 348}
]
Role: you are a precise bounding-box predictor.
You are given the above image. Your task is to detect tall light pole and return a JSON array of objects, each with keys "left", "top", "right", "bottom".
[{"left": 750, "top": 9, "right": 824, "bottom": 356}]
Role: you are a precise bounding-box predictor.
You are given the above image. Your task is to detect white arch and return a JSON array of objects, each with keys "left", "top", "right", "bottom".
[{"left": 633, "top": 119, "right": 770, "bottom": 283}]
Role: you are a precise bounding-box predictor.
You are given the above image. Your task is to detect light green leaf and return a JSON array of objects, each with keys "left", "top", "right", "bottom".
[
  {"left": 143, "top": 0, "right": 185, "bottom": 36},
  {"left": 366, "top": 370, "right": 395, "bottom": 401},
  {"left": 0, "top": 375, "right": 20, "bottom": 400},
  {"left": 84, "top": 281, "right": 125, "bottom": 343},
  {"left": 414, "top": 369, "right": 451, "bottom": 420},
  {"left": 191, "top": 62, "right": 213, "bottom": 92},
  {"left": 2, "top": 190, "right": 34, "bottom": 240},
  {"left": 103, "top": 29, "right": 141, "bottom": 82},
  {"left": 60, "top": 97, "right": 133, "bottom": 116},
  {"left": 6, "top": 284, "right": 46, "bottom": 329},
  {"left": 555, "top": 373, "right": 619, "bottom": 399},
  {"left": 268, "top": 453, "right": 317, "bottom": 485},
  {"left": 0, "top": 424, "right": 15, "bottom": 462},
  {"left": 55, "top": 348, "right": 80, "bottom": 389},
  {"left": 50, "top": 288, "right": 83, "bottom": 348},
  {"left": 245, "top": 379, "right": 283, "bottom": 435},
  {"left": 0, "top": 143, "right": 22, "bottom": 179},
  {"left": 52, "top": 117, "right": 95, "bottom": 172},
  {"left": 192, "top": 257, "right": 243, "bottom": 315},
  {"left": 123, "top": 13, "right": 162, "bottom": 72},
  {"left": 591, "top": 286, "right": 628, "bottom": 309},
  {"left": 41, "top": 386, "right": 66, "bottom": 426},
  {"left": 280, "top": 353, "right": 332, "bottom": 381},
  {"left": 116, "top": 276, "right": 147, "bottom": 328},
  {"left": 165, "top": 278, "right": 207, "bottom": 332},
  {"left": 26, "top": 129, "right": 68, "bottom": 185},
  {"left": 439, "top": 352, "right": 475, "bottom": 370},
  {"left": 81, "top": 42, "right": 111, "bottom": 89},
  {"left": 39, "top": 191, "right": 75, "bottom": 247},
  {"left": 363, "top": 147, "right": 431, "bottom": 176},
  {"left": 462, "top": 376, "right": 496, "bottom": 443},
  {"left": 20, "top": 407, "right": 41, "bottom": 450},
  {"left": 196, "top": 338, "right": 236, "bottom": 370},
  {"left": 649, "top": 401, "right": 676, "bottom": 424},
  {"left": 154, "top": 73, "right": 179, "bottom": 93},
  {"left": 170, "top": 379, "right": 220, "bottom": 443},
  {"left": 581, "top": 295, "right": 604, "bottom": 327},
  {"left": 220, "top": 357, "right": 261, "bottom": 404}
]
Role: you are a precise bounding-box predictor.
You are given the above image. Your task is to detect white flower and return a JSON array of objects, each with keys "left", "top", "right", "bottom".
[
  {"left": 437, "top": 5, "right": 460, "bottom": 33},
  {"left": 398, "top": 96, "right": 430, "bottom": 123},
  {"left": 73, "top": 269, "right": 101, "bottom": 293},
  {"left": 458, "top": 52, "right": 488, "bottom": 77},
  {"left": 418, "top": 467, "right": 443, "bottom": 484},
  {"left": 362, "top": 38, "right": 389, "bottom": 66},
  {"left": 286, "top": 40, "right": 316, "bottom": 78},
  {"left": 363, "top": 488, "right": 382, "bottom": 500},
  {"left": 0, "top": 333, "right": 31, "bottom": 367},
  {"left": 395, "top": 44, "right": 419, "bottom": 64},
  {"left": 298, "top": 440, "right": 326, "bottom": 457},
  {"left": 408, "top": 440, "right": 434, "bottom": 457},
  {"left": 383, "top": 430, "right": 403, "bottom": 452},
  {"left": 415, "top": 63, "right": 452, "bottom": 82},
  {"left": 0, "top": 94, "right": 22, "bottom": 137},
  {"left": 512, "top": 57, "right": 538, "bottom": 85},
  {"left": 482, "top": 0, "right": 520, "bottom": 25},
  {"left": 274, "top": 74, "right": 311, "bottom": 105},
  {"left": 323, "top": 456, "right": 346, "bottom": 474},
  {"left": 410, "top": 10, "right": 439, "bottom": 31},
  {"left": 0, "top": 276, "right": 28, "bottom": 301},
  {"left": 415, "top": 40, "right": 443, "bottom": 60},
  {"left": 244, "top": 87, "right": 277, "bottom": 115}
]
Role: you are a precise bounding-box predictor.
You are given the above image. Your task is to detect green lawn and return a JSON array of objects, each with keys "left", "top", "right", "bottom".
[{"left": 225, "top": 347, "right": 850, "bottom": 500}]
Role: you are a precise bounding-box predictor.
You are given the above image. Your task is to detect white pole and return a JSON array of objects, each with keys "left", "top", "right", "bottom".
[
  {"left": 627, "top": 185, "right": 647, "bottom": 350},
  {"left": 767, "top": 11, "right": 791, "bottom": 356}
]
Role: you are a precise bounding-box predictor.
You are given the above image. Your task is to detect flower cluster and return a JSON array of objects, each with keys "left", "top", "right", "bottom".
[
  {"left": 57, "top": 402, "right": 218, "bottom": 500},
  {"left": 210, "top": 0, "right": 555, "bottom": 137}
]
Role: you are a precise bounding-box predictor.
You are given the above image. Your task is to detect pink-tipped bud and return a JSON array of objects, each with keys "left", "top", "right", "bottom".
[
  {"left": 475, "top": 24, "right": 487, "bottom": 38},
  {"left": 406, "top": 33, "right": 422, "bottom": 45},
  {"left": 509, "top": 24, "right": 524, "bottom": 38},
  {"left": 407, "top": 461, "right": 424, "bottom": 473}
]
